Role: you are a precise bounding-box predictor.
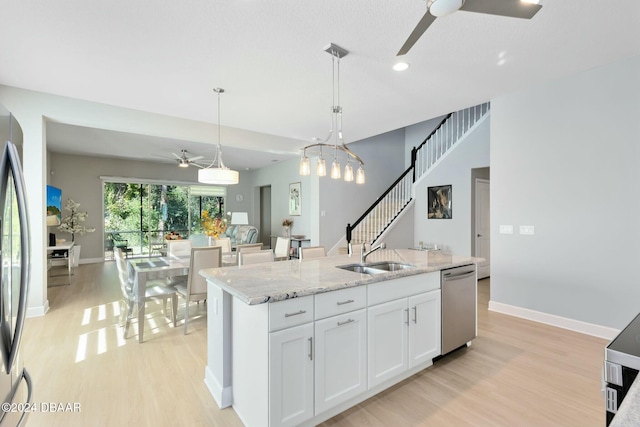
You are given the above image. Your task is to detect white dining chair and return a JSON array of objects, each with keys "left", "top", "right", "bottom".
[
  {"left": 235, "top": 243, "right": 263, "bottom": 265},
  {"left": 239, "top": 249, "right": 274, "bottom": 266},
  {"left": 273, "top": 237, "right": 290, "bottom": 261},
  {"left": 115, "top": 248, "right": 177, "bottom": 339},
  {"left": 211, "top": 237, "right": 232, "bottom": 253},
  {"left": 173, "top": 246, "right": 222, "bottom": 334},
  {"left": 167, "top": 239, "right": 192, "bottom": 257},
  {"left": 299, "top": 246, "right": 326, "bottom": 260}
]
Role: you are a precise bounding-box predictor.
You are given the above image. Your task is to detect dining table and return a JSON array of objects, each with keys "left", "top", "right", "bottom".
[
  {"left": 127, "top": 250, "right": 237, "bottom": 342},
  {"left": 127, "top": 255, "right": 190, "bottom": 343}
]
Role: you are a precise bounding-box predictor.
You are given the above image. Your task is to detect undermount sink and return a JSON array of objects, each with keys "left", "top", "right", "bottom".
[
  {"left": 366, "top": 262, "right": 415, "bottom": 272},
  {"left": 336, "top": 261, "right": 415, "bottom": 275}
]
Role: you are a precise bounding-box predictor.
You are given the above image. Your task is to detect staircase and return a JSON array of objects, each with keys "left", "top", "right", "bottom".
[{"left": 343, "top": 102, "right": 490, "bottom": 252}]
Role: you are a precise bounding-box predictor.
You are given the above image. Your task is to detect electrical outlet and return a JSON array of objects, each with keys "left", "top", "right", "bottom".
[
  {"left": 519, "top": 225, "right": 535, "bottom": 235},
  {"left": 499, "top": 225, "right": 513, "bottom": 234}
]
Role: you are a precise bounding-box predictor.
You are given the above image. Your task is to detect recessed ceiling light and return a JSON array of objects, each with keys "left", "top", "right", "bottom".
[{"left": 393, "top": 62, "right": 409, "bottom": 71}]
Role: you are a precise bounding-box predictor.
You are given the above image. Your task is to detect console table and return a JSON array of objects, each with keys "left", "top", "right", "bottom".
[
  {"left": 289, "top": 237, "right": 310, "bottom": 259},
  {"left": 47, "top": 241, "right": 75, "bottom": 286}
]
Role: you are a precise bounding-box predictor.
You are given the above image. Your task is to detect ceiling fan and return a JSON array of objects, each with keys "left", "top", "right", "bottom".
[
  {"left": 172, "top": 149, "right": 204, "bottom": 168},
  {"left": 397, "top": 0, "right": 542, "bottom": 56}
]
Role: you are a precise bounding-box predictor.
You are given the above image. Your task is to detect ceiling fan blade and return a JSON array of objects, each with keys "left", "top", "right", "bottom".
[
  {"left": 189, "top": 155, "right": 204, "bottom": 162},
  {"left": 459, "top": 0, "right": 542, "bottom": 19},
  {"left": 397, "top": 11, "right": 437, "bottom": 56},
  {"left": 171, "top": 152, "right": 182, "bottom": 160}
]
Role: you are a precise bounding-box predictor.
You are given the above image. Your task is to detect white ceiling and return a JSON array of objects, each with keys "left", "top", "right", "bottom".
[{"left": 1, "top": 0, "right": 639, "bottom": 170}]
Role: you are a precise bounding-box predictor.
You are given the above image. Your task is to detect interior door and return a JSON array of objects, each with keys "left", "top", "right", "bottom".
[
  {"left": 260, "top": 186, "right": 271, "bottom": 248},
  {"left": 475, "top": 179, "right": 490, "bottom": 279}
]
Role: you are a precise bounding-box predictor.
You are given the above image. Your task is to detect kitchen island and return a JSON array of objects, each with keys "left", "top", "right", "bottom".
[{"left": 200, "top": 249, "right": 481, "bottom": 427}]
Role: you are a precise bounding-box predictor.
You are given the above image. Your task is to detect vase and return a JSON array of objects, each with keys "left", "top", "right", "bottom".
[{"left": 284, "top": 226, "right": 290, "bottom": 238}]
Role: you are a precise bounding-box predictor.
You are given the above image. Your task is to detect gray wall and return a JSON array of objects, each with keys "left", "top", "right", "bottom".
[
  {"left": 48, "top": 152, "right": 251, "bottom": 261},
  {"left": 318, "top": 129, "right": 407, "bottom": 249},
  {"left": 246, "top": 129, "right": 408, "bottom": 250},
  {"left": 491, "top": 54, "right": 640, "bottom": 329},
  {"left": 48, "top": 128, "right": 412, "bottom": 260},
  {"left": 413, "top": 117, "right": 490, "bottom": 255}
]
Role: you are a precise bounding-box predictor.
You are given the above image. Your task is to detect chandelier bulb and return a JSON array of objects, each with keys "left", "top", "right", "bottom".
[
  {"left": 356, "top": 164, "right": 365, "bottom": 184},
  {"left": 316, "top": 156, "right": 327, "bottom": 177},
  {"left": 344, "top": 162, "right": 354, "bottom": 182},
  {"left": 299, "top": 155, "right": 310, "bottom": 176},
  {"left": 330, "top": 159, "right": 341, "bottom": 179}
]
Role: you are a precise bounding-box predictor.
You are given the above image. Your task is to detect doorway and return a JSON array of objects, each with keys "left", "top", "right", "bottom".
[
  {"left": 260, "top": 186, "right": 272, "bottom": 248},
  {"left": 475, "top": 178, "right": 490, "bottom": 279}
]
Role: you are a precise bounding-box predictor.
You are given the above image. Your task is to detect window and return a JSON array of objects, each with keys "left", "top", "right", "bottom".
[{"left": 103, "top": 180, "right": 226, "bottom": 258}]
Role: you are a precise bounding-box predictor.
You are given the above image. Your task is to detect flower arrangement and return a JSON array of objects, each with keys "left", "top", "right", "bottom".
[
  {"left": 58, "top": 199, "right": 95, "bottom": 242},
  {"left": 202, "top": 210, "right": 227, "bottom": 238},
  {"left": 282, "top": 218, "right": 293, "bottom": 237}
]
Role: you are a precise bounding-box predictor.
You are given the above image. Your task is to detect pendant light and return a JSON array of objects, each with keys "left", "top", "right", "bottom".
[
  {"left": 198, "top": 88, "right": 239, "bottom": 185},
  {"left": 298, "top": 43, "right": 365, "bottom": 184}
]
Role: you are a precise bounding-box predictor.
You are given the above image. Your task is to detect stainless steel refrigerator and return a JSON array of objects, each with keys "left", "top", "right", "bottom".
[{"left": 0, "top": 108, "right": 33, "bottom": 426}]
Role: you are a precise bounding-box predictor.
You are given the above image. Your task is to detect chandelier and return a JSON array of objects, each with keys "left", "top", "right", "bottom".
[
  {"left": 299, "top": 43, "right": 365, "bottom": 184},
  {"left": 198, "top": 88, "right": 240, "bottom": 185}
]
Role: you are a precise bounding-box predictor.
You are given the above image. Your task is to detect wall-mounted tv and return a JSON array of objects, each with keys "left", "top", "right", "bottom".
[{"left": 46, "top": 185, "right": 62, "bottom": 226}]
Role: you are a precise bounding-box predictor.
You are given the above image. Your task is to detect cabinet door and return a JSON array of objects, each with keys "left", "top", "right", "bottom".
[
  {"left": 269, "top": 323, "right": 314, "bottom": 427},
  {"left": 408, "top": 290, "right": 441, "bottom": 368},
  {"left": 367, "top": 299, "right": 408, "bottom": 389},
  {"left": 315, "top": 309, "right": 367, "bottom": 414}
]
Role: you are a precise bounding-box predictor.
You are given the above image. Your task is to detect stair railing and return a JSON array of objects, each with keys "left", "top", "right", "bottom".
[{"left": 346, "top": 102, "right": 490, "bottom": 251}]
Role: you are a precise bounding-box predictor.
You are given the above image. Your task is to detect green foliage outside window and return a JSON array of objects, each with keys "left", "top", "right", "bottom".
[{"left": 103, "top": 182, "right": 224, "bottom": 256}]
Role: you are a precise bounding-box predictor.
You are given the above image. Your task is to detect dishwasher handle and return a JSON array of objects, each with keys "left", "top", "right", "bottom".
[{"left": 442, "top": 269, "right": 475, "bottom": 280}]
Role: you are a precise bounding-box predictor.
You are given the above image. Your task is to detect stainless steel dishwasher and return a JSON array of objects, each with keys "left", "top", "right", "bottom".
[{"left": 441, "top": 264, "right": 477, "bottom": 355}]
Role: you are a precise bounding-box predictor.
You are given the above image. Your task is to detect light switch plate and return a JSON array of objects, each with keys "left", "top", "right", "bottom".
[
  {"left": 499, "top": 225, "right": 513, "bottom": 234},
  {"left": 520, "top": 225, "right": 535, "bottom": 235}
]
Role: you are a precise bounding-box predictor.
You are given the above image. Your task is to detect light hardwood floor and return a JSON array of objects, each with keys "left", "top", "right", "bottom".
[{"left": 23, "top": 262, "right": 607, "bottom": 426}]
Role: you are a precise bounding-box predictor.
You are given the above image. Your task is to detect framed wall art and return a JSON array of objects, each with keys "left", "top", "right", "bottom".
[
  {"left": 427, "top": 185, "right": 452, "bottom": 219},
  {"left": 289, "top": 182, "right": 301, "bottom": 216}
]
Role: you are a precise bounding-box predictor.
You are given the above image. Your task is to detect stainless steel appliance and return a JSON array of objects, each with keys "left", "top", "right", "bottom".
[
  {"left": 604, "top": 312, "right": 640, "bottom": 425},
  {"left": 441, "top": 264, "right": 477, "bottom": 355},
  {"left": 0, "top": 108, "right": 33, "bottom": 426}
]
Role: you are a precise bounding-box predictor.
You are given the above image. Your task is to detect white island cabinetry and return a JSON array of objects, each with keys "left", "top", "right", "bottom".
[
  {"left": 314, "top": 286, "right": 368, "bottom": 415},
  {"left": 367, "top": 274, "right": 441, "bottom": 388},
  {"left": 228, "top": 272, "right": 441, "bottom": 427},
  {"left": 203, "top": 250, "right": 480, "bottom": 427}
]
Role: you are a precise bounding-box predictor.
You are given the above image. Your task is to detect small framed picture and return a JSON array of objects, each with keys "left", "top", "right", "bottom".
[
  {"left": 289, "top": 182, "right": 301, "bottom": 216},
  {"left": 428, "top": 185, "right": 452, "bottom": 219}
]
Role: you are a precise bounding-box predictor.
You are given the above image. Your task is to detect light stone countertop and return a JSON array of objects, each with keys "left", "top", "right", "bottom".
[
  {"left": 610, "top": 376, "right": 640, "bottom": 426},
  {"left": 200, "top": 248, "right": 482, "bottom": 305}
]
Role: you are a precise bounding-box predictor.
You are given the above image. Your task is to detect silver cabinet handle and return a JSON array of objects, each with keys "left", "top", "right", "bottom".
[
  {"left": 308, "top": 337, "right": 313, "bottom": 361},
  {"left": 405, "top": 308, "right": 409, "bottom": 325},
  {"left": 284, "top": 310, "right": 307, "bottom": 318},
  {"left": 336, "top": 299, "right": 355, "bottom": 306},
  {"left": 337, "top": 319, "right": 355, "bottom": 326},
  {"left": 413, "top": 306, "right": 417, "bottom": 324}
]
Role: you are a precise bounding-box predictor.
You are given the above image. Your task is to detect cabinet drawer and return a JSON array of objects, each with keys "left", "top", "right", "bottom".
[
  {"left": 269, "top": 296, "right": 314, "bottom": 332},
  {"left": 368, "top": 272, "right": 440, "bottom": 306},
  {"left": 315, "top": 286, "right": 367, "bottom": 320}
]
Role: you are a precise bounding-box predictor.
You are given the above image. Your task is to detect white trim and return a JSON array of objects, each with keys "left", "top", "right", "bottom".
[
  {"left": 204, "top": 366, "right": 233, "bottom": 408},
  {"left": 26, "top": 300, "right": 49, "bottom": 318},
  {"left": 414, "top": 110, "right": 490, "bottom": 188},
  {"left": 488, "top": 300, "right": 619, "bottom": 340}
]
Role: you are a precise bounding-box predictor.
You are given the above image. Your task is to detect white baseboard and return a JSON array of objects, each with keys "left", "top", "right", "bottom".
[
  {"left": 204, "top": 366, "right": 233, "bottom": 409},
  {"left": 488, "top": 300, "right": 620, "bottom": 340},
  {"left": 26, "top": 300, "right": 49, "bottom": 318},
  {"left": 80, "top": 257, "right": 105, "bottom": 265}
]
